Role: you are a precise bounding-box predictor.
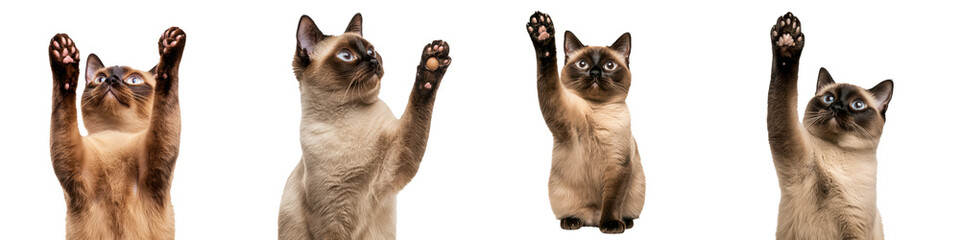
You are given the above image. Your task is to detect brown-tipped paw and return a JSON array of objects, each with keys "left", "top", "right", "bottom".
[
  {"left": 159, "top": 27, "right": 186, "bottom": 57},
  {"left": 48, "top": 33, "right": 80, "bottom": 90},
  {"left": 599, "top": 218, "right": 626, "bottom": 234},
  {"left": 560, "top": 217, "right": 582, "bottom": 230},
  {"left": 156, "top": 27, "right": 186, "bottom": 79},
  {"left": 526, "top": 11, "right": 556, "bottom": 58},
  {"left": 770, "top": 12, "right": 804, "bottom": 59},
  {"left": 416, "top": 40, "right": 451, "bottom": 91}
]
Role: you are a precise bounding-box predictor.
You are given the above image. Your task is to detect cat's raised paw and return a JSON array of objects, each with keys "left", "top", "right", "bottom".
[
  {"left": 770, "top": 12, "right": 804, "bottom": 59},
  {"left": 50, "top": 34, "right": 79, "bottom": 65},
  {"left": 159, "top": 27, "right": 186, "bottom": 56},
  {"left": 559, "top": 217, "right": 582, "bottom": 230},
  {"left": 526, "top": 11, "right": 556, "bottom": 57},
  {"left": 417, "top": 40, "right": 451, "bottom": 91},
  {"left": 599, "top": 219, "right": 626, "bottom": 234},
  {"left": 48, "top": 33, "right": 80, "bottom": 90}
]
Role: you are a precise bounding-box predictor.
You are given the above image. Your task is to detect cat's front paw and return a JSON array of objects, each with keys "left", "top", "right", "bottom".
[
  {"left": 599, "top": 218, "right": 626, "bottom": 234},
  {"left": 559, "top": 217, "right": 582, "bottom": 230},
  {"left": 157, "top": 27, "right": 186, "bottom": 78},
  {"left": 770, "top": 12, "right": 804, "bottom": 60},
  {"left": 623, "top": 217, "right": 634, "bottom": 229},
  {"left": 48, "top": 33, "right": 80, "bottom": 91},
  {"left": 416, "top": 40, "right": 451, "bottom": 92},
  {"left": 526, "top": 11, "right": 556, "bottom": 58}
]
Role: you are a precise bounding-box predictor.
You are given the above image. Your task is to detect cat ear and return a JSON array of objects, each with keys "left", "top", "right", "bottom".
[
  {"left": 564, "top": 31, "right": 584, "bottom": 62},
  {"left": 610, "top": 32, "right": 631, "bottom": 65},
  {"left": 344, "top": 13, "right": 362, "bottom": 36},
  {"left": 816, "top": 67, "right": 835, "bottom": 92},
  {"left": 868, "top": 79, "right": 894, "bottom": 118},
  {"left": 85, "top": 53, "right": 104, "bottom": 83},
  {"left": 296, "top": 15, "right": 324, "bottom": 65}
]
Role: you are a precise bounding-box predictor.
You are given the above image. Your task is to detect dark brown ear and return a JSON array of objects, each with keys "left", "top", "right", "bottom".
[
  {"left": 564, "top": 31, "right": 584, "bottom": 63},
  {"left": 816, "top": 67, "right": 835, "bottom": 92},
  {"left": 85, "top": 53, "right": 104, "bottom": 83},
  {"left": 610, "top": 32, "right": 631, "bottom": 65},
  {"left": 344, "top": 13, "right": 362, "bottom": 35},
  {"left": 296, "top": 15, "right": 324, "bottom": 66},
  {"left": 868, "top": 79, "right": 894, "bottom": 118}
]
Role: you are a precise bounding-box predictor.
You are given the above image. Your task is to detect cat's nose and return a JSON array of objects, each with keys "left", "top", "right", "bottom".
[
  {"left": 106, "top": 76, "right": 120, "bottom": 84},
  {"left": 368, "top": 58, "right": 379, "bottom": 68},
  {"left": 589, "top": 68, "right": 601, "bottom": 78},
  {"left": 831, "top": 104, "right": 845, "bottom": 111}
]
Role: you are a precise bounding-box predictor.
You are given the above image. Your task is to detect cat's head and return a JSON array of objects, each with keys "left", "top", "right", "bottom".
[
  {"left": 561, "top": 31, "right": 632, "bottom": 102},
  {"left": 803, "top": 68, "right": 894, "bottom": 148},
  {"left": 293, "top": 13, "right": 383, "bottom": 104},
  {"left": 80, "top": 54, "right": 156, "bottom": 133}
]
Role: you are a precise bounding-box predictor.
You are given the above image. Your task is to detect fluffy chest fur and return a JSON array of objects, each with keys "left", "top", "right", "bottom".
[
  {"left": 70, "top": 131, "right": 174, "bottom": 240},
  {"left": 283, "top": 101, "right": 401, "bottom": 239},
  {"left": 776, "top": 138, "right": 882, "bottom": 240}
]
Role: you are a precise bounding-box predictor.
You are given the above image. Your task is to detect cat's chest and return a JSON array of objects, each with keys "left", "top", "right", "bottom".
[
  {"left": 300, "top": 118, "right": 392, "bottom": 167},
  {"left": 78, "top": 132, "right": 149, "bottom": 208},
  {"left": 578, "top": 104, "right": 631, "bottom": 140}
]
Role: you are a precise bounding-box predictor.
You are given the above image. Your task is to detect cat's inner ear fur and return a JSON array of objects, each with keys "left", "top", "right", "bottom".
[
  {"left": 564, "top": 31, "right": 585, "bottom": 63},
  {"left": 868, "top": 79, "right": 894, "bottom": 118},
  {"left": 85, "top": 53, "right": 104, "bottom": 83},
  {"left": 296, "top": 15, "right": 324, "bottom": 66},
  {"left": 610, "top": 32, "right": 631, "bottom": 65},
  {"left": 344, "top": 13, "right": 362, "bottom": 35},
  {"left": 816, "top": 67, "right": 836, "bottom": 92}
]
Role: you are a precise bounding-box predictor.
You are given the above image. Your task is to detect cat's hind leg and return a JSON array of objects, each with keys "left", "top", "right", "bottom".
[{"left": 549, "top": 173, "right": 601, "bottom": 230}]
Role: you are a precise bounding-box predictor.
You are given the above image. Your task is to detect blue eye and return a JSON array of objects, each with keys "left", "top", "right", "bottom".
[
  {"left": 125, "top": 76, "right": 144, "bottom": 85},
  {"left": 337, "top": 49, "right": 355, "bottom": 62},
  {"left": 850, "top": 99, "right": 866, "bottom": 110},
  {"left": 821, "top": 94, "right": 835, "bottom": 104},
  {"left": 95, "top": 76, "right": 105, "bottom": 84}
]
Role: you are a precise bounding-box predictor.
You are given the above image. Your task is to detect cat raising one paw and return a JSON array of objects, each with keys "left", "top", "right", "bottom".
[
  {"left": 770, "top": 12, "right": 804, "bottom": 60},
  {"left": 526, "top": 11, "right": 556, "bottom": 58},
  {"left": 48, "top": 33, "right": 80, "bottom": 91},
  {"left": 417, "top": 40, "right": 451, "bottom": 92},
  {"left": 156, "top": 27, "right": 186, "bottom": 79}
]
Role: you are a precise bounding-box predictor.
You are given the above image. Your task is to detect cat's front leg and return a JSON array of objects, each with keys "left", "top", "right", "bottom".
[
  {"left": 48, "top": 33, "right": 86, "bottom": 197},
  {"left": 526, "top": 11, "right": 574, "bottom": 140},
  {"left": 598, "top": 152, "right": 633, "bottom": 234},
  {"left": 767, "top": 12, "right": 809, "bottom": 168},
  {"left": 389, "top": 40, "right": 451, "bottom": 190},
  {"left": 142, "top": 27, "right": 185, "bottom": 200}
]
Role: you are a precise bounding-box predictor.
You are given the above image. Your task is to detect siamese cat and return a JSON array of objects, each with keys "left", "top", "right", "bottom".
[
  {"left": 768, "top": 12, "right": 892, "bottom": 240},
  {"left": 525, "top": 11, "right": 645, "bottom": 234},
  {"left": 278, "top": 13, "right": 451, "bottom": 239},
  {"left": 46, "top": 27, "right": 185, "bottom": 239}
]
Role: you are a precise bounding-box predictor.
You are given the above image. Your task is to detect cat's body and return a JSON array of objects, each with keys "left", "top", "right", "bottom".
[
  {"left": 278, "top": 14, "right": 451, "bottom": 240},
  {"left": 767, "top": 12, "right": 891, "bottom": 240},
  {"left": 526, "top": 12, "right": 645, "bottom": 234},
  {"left": 46, "top": 27, "right": 186, "bottom": 240}
]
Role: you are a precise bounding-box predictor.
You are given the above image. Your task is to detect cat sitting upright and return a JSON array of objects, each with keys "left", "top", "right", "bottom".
[
  {"left": 767, "top": 12, "right": 892, "bottom": 240},
  {"left": 46, "top": 27, "right": 185, "bottom": 239},
  {"left": 278, "top": 13, "right": 452, "bottom": 239},
  {"left": 525, "top": 11, "right": 645, "bottom": 234}
]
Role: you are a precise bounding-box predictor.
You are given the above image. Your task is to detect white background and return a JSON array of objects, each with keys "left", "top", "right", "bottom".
[{"left": 1, "top": 0, "right": 957, "bottom": 239}]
